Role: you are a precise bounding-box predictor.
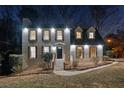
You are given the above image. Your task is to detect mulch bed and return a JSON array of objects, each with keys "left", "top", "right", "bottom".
[{"left": 0, "top": 68, "right": 53, "bottom": 78}]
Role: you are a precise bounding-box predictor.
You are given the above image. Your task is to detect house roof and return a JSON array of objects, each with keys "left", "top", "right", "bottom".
[
  {"left": 71, "top": 26, "right": 105, "bottom": 45},
  {"left": 25, "top": 24, "right": 67, "bottom": 29}
]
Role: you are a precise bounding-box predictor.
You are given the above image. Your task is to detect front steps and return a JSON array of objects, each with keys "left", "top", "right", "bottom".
[{"left": 54, "top": 59, "right": 64, "bottom": 71}]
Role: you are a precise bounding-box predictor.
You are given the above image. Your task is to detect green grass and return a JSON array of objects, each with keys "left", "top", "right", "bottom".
[{"left": 0, "top": 62, "right": 124, "bottom": 88}]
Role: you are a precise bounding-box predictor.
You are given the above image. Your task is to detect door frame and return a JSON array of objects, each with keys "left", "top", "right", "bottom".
[
  {"left": 89, "top": 46, "right": 97, "bottom": 58},
  {"left": 76, "top": 46, "right": 84, "bottom": 59},
  {"left": 56, "top": 46, "right": 63, "bottom": 59}
]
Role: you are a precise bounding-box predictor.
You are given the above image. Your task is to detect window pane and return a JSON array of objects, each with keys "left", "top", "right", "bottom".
[
  {"left": 43, "top": 31, "right": 50, "bottom": 40},
  {"left": 30, "top": 31, "right": 36, "bottom": 40},
  {"left": 89, "top": 32, "right": 94, "bottom": 39},
  {"left": 43, "top": 46, "right": 50, "bottom": 53},
  {"left": 57, "top": 31, "right": 63, "bottom": 40},
  {"left": 76, "top": 31, "right": 81, "bottom": 39},
  {"left": 30, "top": 47, "right": 36, "bottom": 58}
]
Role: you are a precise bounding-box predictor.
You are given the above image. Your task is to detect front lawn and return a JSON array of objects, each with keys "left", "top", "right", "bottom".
[{"left": 0, "top": 62, "right": 124, "bottom": 88}]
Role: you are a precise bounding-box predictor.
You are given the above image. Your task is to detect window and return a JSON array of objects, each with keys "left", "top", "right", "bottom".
[
  {"left": 43, "top": 46, "right": 50, "bottom": 53},
  {"left": 43, "top": 30, "right": 50, "bottom": 41},
  {"left": 76, "top": 31, "right": 82, "bottom": 39},
  {"left": 29, "top": 30, "right": 36, "bottom": 41},
  {"left": 89, "top": 32, "right": 94, "bottom": 39},
  {"left": 29, "top": 46, "right": 36, "bottom": 59},
  {"left": 56, "top": 30, "right": 63, "bottom": 41}
]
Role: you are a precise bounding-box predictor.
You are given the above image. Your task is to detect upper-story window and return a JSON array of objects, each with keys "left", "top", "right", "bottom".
[
  {"left": 89, "top": 32, "right": 94, "bottom": 39},
  {"left": 43, "top": 30, "right": 50, "bottom": 41},
  {"left": 76, "top": 31, "right": 82, "bottom": 39},
  {"left": 56, "top": 30, "right": 63, "bottom": 41},
  {"left": 29, "top": 30, "right": 37, "bottom": 41}
]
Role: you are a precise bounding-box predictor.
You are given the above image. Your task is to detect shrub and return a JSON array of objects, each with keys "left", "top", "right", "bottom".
[
  {"left": 103, "top": 56, "right": 111, "bottom": 61},
  {"left": 0, "top": 53, "right": 4, "bottom": 62},
  {"left": 92, "top": 57, "right": 99, "bottom": 65},
  {"left": 106, "top": 50, "right": 114, "bottom": 58},
  {"left": 0, "top": 51, "right": 14, "bottom": 75},
  {"left": 9, "top": 54, "right": 23, "bottom": 72},
  {"left": 0, "top": 53, "right": 4, "bottom": 73},
  {"left": 41, "top": 53, "right": 53, "bottom": 70}
]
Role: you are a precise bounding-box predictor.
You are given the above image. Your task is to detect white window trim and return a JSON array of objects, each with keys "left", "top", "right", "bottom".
[
  {"left": 43, "top": 30, "right": 50, "bottom": 41},
  {"left": 29, "top": 30, "right": 37, "bottom": 41},
  {"left": 89, "top": 32, "right": 94, "bottom": 39},
  {"left": 76, "top": 31, "right": 82, "bottom": 39},
  {"left": 29, "top": 46, "right": 36, "bottom": 59},
  {"left": 56, "top": 30, "right": 63, "bottom": 41},
  {"left": 43, "top": 46, "right": 50, "bottom": 53}
]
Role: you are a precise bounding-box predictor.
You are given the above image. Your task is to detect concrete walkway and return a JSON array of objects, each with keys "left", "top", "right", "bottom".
[{"left": 53, "top": 62, "right": 118, "bottom": 76}]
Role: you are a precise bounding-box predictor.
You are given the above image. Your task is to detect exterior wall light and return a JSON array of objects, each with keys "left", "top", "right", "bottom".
[
  {"left": 52, "top": 46, "right": 56, "bottom": 53},
  {"left": 71, "top": 45, "right": 76, "bottom": 51},
  {"left": 37, "top": 28, "right": 42, "bottom": 33},
  {"left": 23, "top": 28, "right": 28, "bottom": 33},
  {"left": 84, "top": 45, "right": 89, "bottom": 49},
  {"left": 97, "top": 45, "right": 103, "bottom": 48},
  {"left": 51, "top": 28, "right": 55, "bottom": 33},
  {"left": 64, "top": 27, "right": 70, "bottom": 33}
]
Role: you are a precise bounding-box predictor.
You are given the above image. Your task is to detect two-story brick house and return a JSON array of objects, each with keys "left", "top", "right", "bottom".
[{"left": 22, "top": 25, "right": 104, "bottom": 70}]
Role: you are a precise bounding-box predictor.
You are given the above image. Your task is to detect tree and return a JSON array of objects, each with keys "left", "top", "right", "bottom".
[
  {"left": 42, "top": 53, "right": 53, "bottom": 70},
  {"left": 19, "top": 6, "right": 39, "bottom": 26},
  {"left": 90, "top": 6, "right": 118, "bottom": 31},
  {"left": 104, "top": 31, "right": 124, "bottom": 58},
  {"left": 56, "top": 6, "right": 82, "bottom": 26}
]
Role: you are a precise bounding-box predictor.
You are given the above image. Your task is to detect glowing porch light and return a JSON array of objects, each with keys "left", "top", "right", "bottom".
[
  {"left": 23, "top": 28, "right": 28, "bottom": 33},
  {"left": 84, "top": 45, "right": 89, "bottom": 49},
  {"left": 51, "top": 28, "right": 55, "bottom": 33}
]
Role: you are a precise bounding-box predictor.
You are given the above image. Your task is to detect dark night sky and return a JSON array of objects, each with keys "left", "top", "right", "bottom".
[{"left": 1, "top": 5, "right": 124, "bottom": 36}]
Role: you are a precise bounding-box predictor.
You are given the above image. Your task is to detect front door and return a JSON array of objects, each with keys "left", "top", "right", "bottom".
[
  {"left": 90, "top": 46, "right": 97, "bottom": 58},
  {"left": 76, "top": 46, "right": 83, "bottom": 59},
  {"left": 57, "top": 46, "right": 63, "bottom": 59}
]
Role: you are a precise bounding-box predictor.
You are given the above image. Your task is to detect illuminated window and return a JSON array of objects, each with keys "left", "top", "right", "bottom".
[
  {"left": 29, "top": 46, "right": 36, "bottom": 59},
  {"left": 56, "top": 30, "right": 63, "bottom": 41},
  {"left": 76, "top": 31, "right": 82, "bottom": 39},
  {"left": 29, "top": 31, "right": 36, "bottom": 41},
  {"left": 43, "top": 46, "right": 50, "bottom": 53},
  {"left": 43, "top": 31, "right": 50, "bottom": 41},
  {"left": 89, "top": 32, "right": 94, "bottom": 39}
]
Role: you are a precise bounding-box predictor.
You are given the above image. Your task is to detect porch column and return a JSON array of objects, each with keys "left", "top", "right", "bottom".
[
  {"left": 70, "top": 45, "right": 76, "bottom": 62},
  {"left": 84, "top": 45, "right": 89, "bottom": 60},
  {"left": 97, "top": 45, "right": 103, "bottom": 61}
]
